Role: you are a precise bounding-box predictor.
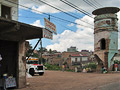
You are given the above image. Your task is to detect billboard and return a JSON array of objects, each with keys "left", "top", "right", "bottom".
[
  {"left": 44, "top": 18, "right": 57, "bottom": 34},
  {"left": 43, "top": 28, "right": 53, "bottom": 40}
]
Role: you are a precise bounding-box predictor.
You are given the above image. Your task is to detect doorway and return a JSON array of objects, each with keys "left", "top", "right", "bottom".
[{"left": 0, "top": 40, "right": 18, "bottom": 78}]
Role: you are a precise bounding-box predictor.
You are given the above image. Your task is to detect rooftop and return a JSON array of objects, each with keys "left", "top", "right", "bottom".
[
  {"left": 71, "top": 54, "right": 88, "bottom": 57},
  {"left": 92, "top": 7, "right": 120, "bottom": 15}
]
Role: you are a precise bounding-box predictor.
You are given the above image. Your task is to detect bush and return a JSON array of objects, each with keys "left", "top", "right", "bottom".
[
  {"left": 114, "top": 60, "right": 120, "bottom": 64},
  {"left": 45, "top": 63, "right": 61, "bottom": 70},
  {"left": 84, "top": 63, "right": 97, "bottom": 69}
]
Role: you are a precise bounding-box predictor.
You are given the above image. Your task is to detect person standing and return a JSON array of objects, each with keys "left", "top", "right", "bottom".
[
  {"left": 115, "top": 64, "right": 118, "bottom": 72},
  {"left": 62, "top": 65, "right": 65, "bottom": 72}
]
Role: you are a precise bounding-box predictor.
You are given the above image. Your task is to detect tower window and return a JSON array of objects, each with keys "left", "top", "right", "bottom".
[
  {"left": 1, "top": 5, "right": 11, "bottom": 19},
  {"left": 100, "top": 38, "right": 106, "bottom": 50}
]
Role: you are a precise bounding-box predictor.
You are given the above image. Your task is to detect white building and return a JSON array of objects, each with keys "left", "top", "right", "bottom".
[{"left": 70, "top": 54, "right": 89, "bottom": 65}]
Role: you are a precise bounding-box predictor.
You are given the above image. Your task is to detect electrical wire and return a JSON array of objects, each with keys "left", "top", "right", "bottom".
[
  {"left": 53, "top": 19, "right": 74, "bottom": 31},
  {"left": 31, "top": 0, "right": 83, "bottom": 19},
  {"left": 92, "top": 0, "right": 103, "bottom": 7},
  {"left": 60, "top": 0, "right": 93, "bottom": 18},
  {"left": 5, "top": 0, "right": 94, "bottom": 29},
  {"left": 83, "top": 0, "right": 98, "bottom": 9},
  {"left": 36, "top": 0, "right": 93, "bottom": 26}
]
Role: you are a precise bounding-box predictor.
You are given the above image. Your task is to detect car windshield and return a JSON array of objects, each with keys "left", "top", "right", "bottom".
[{"left": 27, "top": 60, "right": 38, "bottom": 64}]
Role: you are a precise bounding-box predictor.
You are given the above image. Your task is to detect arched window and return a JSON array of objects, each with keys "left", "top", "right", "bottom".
[{"left": 100, "top": 38, "right": 106, "bottom": 50}]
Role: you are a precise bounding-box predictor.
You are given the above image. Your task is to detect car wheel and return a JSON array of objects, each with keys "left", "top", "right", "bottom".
[{"left": 29, "top": 68, "right": 34, "bottom": 76}]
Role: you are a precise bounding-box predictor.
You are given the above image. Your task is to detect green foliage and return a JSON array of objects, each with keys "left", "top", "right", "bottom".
[
  {"left": 65, "top": 69, "right": 74, "bottom": 72},
  {"left": 39, "top": 58, "right": 46, "bottom": 64},
  {"left": 114, "top": 60, "right": 120, "bottom": 64},
  {"left": 45, "top": 63, "right": 61, "bottom": 70},
  {"left": 84, "top": 63, "right": 97, "bottom": 69},
  {"left": 38, "top": 47, "right": 47, "bottom": 53},
  {"left": 32, "top": 53, "right": 39, "bottom": 58},
  {"left": 26, "top": 44, "right": 33, "bottom": 57},
  {"left": 49, "top": 49, "right": 52, "bottom": 54}
]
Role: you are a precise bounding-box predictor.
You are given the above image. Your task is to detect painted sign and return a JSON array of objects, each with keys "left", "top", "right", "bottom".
[
  {"left": 44, "top": 18, "right": 57, "bottom": 34},
  {"left": 43, "top": 28, "right": 53, "bottom": 39}
]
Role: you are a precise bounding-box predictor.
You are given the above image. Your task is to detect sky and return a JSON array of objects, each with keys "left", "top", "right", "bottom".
[{"left": 19, "top": 0, "right": 120, "bottom": 52}]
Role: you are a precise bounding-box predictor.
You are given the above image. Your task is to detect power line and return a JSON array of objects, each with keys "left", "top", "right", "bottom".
[
  {"left": 37, "top": 0, "right": 93, "bottom": 26},
  {"left": 5, "top": 0, "right": 93, "bottom": 29},
  {"left": 53, "top": 19, "right": 74, "bottom": 31},
  {"left": 13, "top": 14, "right": 93, "bottom": 30},
  {"left": 83, "top": 0, "right": 98, "bottom": 9},
  {"left": 60, "top": 0, "right": 93, "bottom": 18},
  {"left": 30, "top": 0, "right": 83, "bottom": 20},
  {"left": 92, "top": 0, "right": 103, "bottom": 7},
  {"left": 5, "top": 0, "right": 50, "bottom": 16},
  {"left": 17, "top": 14, "right": 93, "bottom": 30},
  {"left": 33, "top": 0, "right": 84, "bottom": 19},
  {"left": 86, "top": 0, "right": 99, "bottom": 8},
  {"left": 51, "top": 17, "right": 94, "bottom": 29},
  {"left": 18, "top": 16, "right": 44, "bottom": 19}
]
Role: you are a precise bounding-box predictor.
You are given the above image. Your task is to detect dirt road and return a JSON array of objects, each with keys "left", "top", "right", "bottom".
[{"left": 18, "top": 71, "right": 120, "bottom": 90}]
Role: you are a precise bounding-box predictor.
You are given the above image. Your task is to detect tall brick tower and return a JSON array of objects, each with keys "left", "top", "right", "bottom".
[{"left": 92, "top": 7, "right": 119, "bottom": 70}]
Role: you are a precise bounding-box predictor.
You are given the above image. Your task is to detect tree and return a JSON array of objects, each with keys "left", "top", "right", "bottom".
[
  {"left": 26, "top": 44, "right": 33, "bottom": 57},
  {"left": 38, "top": 47, "right": 47, "bottom": 53},
  {"left": 39, "top": 58, "right": 46, "bottom": 64},
  {"left": 49, "top": 49, "right": 52, "bottom": 54},
  {"left": 26, "top": 44, "right": 39, "bottom": 58}
]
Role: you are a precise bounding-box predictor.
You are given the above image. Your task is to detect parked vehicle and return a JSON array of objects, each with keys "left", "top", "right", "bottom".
[{"left": 26, "top": 57, "right": 45, "bottom": 76}]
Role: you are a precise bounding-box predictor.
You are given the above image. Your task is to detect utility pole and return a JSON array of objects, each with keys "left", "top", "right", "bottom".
[
  {"left": 48, "top": 15, "right": 50, "bottom": 21},
  {"left": 40, "top": 38, "right": 43, "bottom": 64}
]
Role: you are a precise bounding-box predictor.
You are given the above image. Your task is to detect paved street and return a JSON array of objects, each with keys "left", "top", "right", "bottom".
[
  {"left": 18, "top": 71, "right": 120, "bottom": 90},
  {"left": 94, "top": 81, "right": 120, "bottom": 90}
]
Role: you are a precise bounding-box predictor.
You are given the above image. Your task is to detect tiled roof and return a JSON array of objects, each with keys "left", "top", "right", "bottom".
[{"left": 71, "top": 54, "right": 88, "bottom": 57}]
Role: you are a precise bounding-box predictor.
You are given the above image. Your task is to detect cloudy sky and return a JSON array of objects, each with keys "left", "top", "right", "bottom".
[{"left": 19, "top": 0, "right": 120, "bottom": 52}]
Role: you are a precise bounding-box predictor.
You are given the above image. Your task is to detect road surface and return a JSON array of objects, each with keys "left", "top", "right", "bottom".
[{"left": 18, "top": 70, "right": 120, "bottom": 90}]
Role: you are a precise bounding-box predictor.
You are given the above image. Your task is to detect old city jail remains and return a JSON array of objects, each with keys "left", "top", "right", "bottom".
[{"left": 92, "top": 7, "right": 120, "bottom": 70}]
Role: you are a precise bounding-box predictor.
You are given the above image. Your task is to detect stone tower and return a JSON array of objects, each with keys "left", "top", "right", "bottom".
[{"left": 92, "top": 7, "right": 119, "bottom": 70}]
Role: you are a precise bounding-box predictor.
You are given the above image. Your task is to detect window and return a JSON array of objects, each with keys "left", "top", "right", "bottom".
[
  {"left": 100, "top": 38, "right": 106, "bottom": 50},
  {"left": 75, "top": 58, "right": 77, "bottom": 62},
  {"left": 1, "top": 5, "right": 11, "bottom": 19}
]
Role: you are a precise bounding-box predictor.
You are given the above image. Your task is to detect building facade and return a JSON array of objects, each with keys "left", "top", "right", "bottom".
[{"left": 70, "top": 54, "right": 89, "bottom": 66}]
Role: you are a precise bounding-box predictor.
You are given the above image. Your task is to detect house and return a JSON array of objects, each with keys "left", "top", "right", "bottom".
[
  {"left": 42, "top": 52, "right": 62, "bottom": 65},
  {"left": 0, "top": 0, "right": 43, "bottom": 89},
  {"left": 70, "top": 53, "right": 89, "bottom": 66}
]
